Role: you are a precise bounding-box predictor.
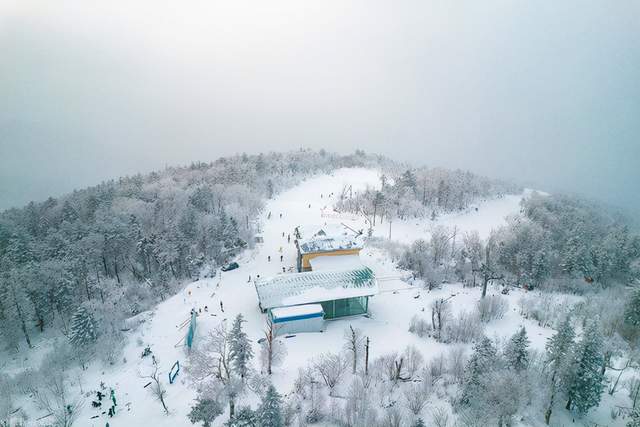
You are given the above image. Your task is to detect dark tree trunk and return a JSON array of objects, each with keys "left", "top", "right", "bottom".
[
  {"left": 365, "top": 337, "right": 370, "bottom": 376},
  {"left": 113, "top": 261, "right": 121, "bottom": 284}
]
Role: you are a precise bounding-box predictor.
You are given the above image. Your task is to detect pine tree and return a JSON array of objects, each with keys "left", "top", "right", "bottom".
[
  {"left": 624, "top": 287, "right": 640, "bottom": 327},
  {"left": 565, "top": 321, "right": 605, "bottom": 414},
  {"left": 229, "top": 314, "right": 254, "bottom": 381},
  {"left": 225, "top": 406, "right": 256, "bottom": 426},
  {"left": 188, "top": 397, "right": 223, "bottom": 427},
  {"left": 543, "top": 317, "right": 575, "bottom": 424},
  {"left": 412, "top": 418, "right": 426, "bottom": 427},
  {"left": 69, "top": 306, "right": 98, "bottom": 348},
  {"left": 628, "top": 406, "right": 640, "bottom": 427},
  {"left": 461, "top": 336, "right": 497, "bottom": 405},
  {"left": 258, "top": 385, "right": 283, "bottom": 427},
  {"left": 504, "top": 326, "right": 530, "bottom": 371}
]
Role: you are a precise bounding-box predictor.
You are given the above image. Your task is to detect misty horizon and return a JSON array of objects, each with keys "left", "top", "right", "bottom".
[{"left": 1, "top": 1, "right": 639, "bottom": 215}]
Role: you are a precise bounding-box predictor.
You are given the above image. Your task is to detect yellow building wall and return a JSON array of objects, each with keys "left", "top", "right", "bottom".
[{"left": 301, "top": 248, "right": 361, "bottom": 271}]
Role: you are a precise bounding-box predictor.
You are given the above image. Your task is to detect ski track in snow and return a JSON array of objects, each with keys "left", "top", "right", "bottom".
[{"left": 8, "top": 168, "right": 624, "bottom": 427}]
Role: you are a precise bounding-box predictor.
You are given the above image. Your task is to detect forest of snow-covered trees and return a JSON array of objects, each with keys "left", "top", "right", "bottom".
[
  {"left": 0, "top": 150, "right": 389, "bottom": 354},
  {"left": 394, "top": 191, "right": 640, "bottom": 293},
  {"left": 1, "top": 151, "right": 640, "bottom": 427},
  {"left": 334, "top": 166, "right": 521, "bottom": 223}
]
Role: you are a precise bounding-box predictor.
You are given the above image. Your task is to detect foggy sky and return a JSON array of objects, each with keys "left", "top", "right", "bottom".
[{"left": 1, "top": 1, "right": 639, "bottom": 215}]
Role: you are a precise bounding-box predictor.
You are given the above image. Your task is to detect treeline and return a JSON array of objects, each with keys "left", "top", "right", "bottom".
[
  {"left": 395, "top": 193, "right": 640, "bottom": 293},
  {"left": 504, "top": 193, "right": 640, "bottom": 287},
  {"left": 0, "top": 149, "right": 383, "bottom": 351},
  {"left": 335, "top": 166, "right": 520, "bottom": 222}
]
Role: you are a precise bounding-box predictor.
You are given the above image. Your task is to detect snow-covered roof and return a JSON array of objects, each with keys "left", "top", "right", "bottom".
[
  {"left": 255, "top": 267, "right": 378, "bottom": 309},
  {"left": 309, "top": 254, "right": 364, "bottom": 271},
  {"left": 298, "top": 236, "right": 363, "bottom": 254},
  {"left": 271, "top": 304, "right": 324, "bottom": 321},
  {"left": 296, "top": 223, "right": 348, "bottom": 239},
  {"left": 295, "top": 223, "right": 363, "bottom": 254}
]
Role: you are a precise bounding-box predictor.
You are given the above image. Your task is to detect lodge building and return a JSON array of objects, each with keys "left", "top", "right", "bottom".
[{"left": 254, "top": 224, "right": 377, "bottom": 335}]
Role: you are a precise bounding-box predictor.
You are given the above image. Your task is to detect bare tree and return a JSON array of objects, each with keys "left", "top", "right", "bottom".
[
  {"left": 431, "top": 297, "right": 452, "bottom": 341},
  {"left": 473, "top": 236, "right": 503, "bottom": 298},
  {"left": 402, "top": 380, "right": 430, "bottom": 415},
  {"left": 344, "top": 325, "right": 365, "bottom": 374},
  {"left": 314, "top": 353, "right": 348, "bottom": 395},
  {"left": 381, "top": 405, "right": 405, "bottom": 427},
  {"left": 260, "top": 318, "right": 287, "bottom": 375},
  {"left": 188, "top": 324, "right": 240, "bottom": 419},
  {"left": 609, "top": 350, "right": 638, "bottom": 395},
  {"left": 430, "top": 406, "right": 451, "bottom": 427},
  {"left": 402, "top": 345, "right": 424, "bottom": 379},
  {"left": 143, "top": 360, "right": 169, "bottom": 414},
  {"left": 32, "top": 372, "right": 83, "bottom": 427},
  {"left": 365, "top": 336, "right": 370, "bottom": 376}
]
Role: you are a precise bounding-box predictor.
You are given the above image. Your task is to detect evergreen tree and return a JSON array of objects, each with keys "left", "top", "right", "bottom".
[
  {"left": 543, "top": 317, "right": 575, "bottom": 424},
  {"left": 504, "top": 326, "right": 530, "bottom": 371},
  {"left": 565, "top": 321, "right": 605, "bottom": 414},
  {"left": 188, "top": 397, "right": 223, "bottom": 427},
  {"left": 225, "top": 406, "right": 256, "bottom": 426},
  {"left": 628, "top": 406, "right": 640, "bottom": 427},
  {"left": 229, "top": 314, "right": 254, "bottom": 381},
  {"left": 69, "top": 306, "right": 98, "bottom": 348},
  {"left": 460, "top": 336, "right": 498, "bottom": 405},
  {"left": 412, "top": 418, "right": 426, "bottom": 427},
  {"left": 258, "top": 385, "right": 283, "bottom": 427},
  {"left": 624, "top": 287, "right": 640, "bottom": 327}
]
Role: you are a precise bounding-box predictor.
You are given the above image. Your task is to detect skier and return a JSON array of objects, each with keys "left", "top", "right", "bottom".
[
  {"left": 267, "top": 211, "right": 271, "bottom": 219},
  {"left": 280, "top": 255, "right": 283, "bottom": 262},
  {"left": 111, "top": 389, "right": 117, "bottom": 408},
  {"left": 287, "top": 234, "right": 290, "bottom": 243},
  {"left": 204, "top": 305, "right": 208, "bottom": 312},
  {"left": 268, "top": 255, "right": 271, "bottom": 262},
  {"left": 308, "top": 204, "right": 311, "bottom": 208},
  {"left": 248, "top": 274, "right": 251, "bottom": 282},
  {"left": 280, "top": 213, "right": 282, "bottom": 219},
  {"left": 282, "top": 232, "right": 285, "bottom": 237},
  {"left": 220, "top": 301, "right": 224, "bottom": 312},
  {"left": 282, "top": 267, "right": 286, "bottom": 273}
]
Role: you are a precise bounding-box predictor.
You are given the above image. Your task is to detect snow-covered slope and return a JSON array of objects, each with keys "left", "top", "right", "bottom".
[
  {"left": 17, "top": 167, "right": 624, "bottom": 427},
  {"left": 52, "top": 168, "right": 527, "bottom": 426}
]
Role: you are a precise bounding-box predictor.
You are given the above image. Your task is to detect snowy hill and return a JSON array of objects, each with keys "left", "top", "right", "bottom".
[{"left": 4, "top": 167, "right": 635, "bottom": 427}]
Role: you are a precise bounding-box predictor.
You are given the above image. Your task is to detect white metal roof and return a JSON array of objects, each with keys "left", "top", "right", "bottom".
[{"left": 255, "top": 267, "right": 378, "bottom": 309}]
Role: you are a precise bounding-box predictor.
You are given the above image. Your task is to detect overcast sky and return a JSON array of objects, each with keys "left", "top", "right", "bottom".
[{"left": 1, "top": 1, "right": 639, "bottom": 215}]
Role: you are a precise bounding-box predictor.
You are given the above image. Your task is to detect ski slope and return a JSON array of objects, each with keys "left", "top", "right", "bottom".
[{"left": 18, "top": 167, "right": 623, "bottom": 427}]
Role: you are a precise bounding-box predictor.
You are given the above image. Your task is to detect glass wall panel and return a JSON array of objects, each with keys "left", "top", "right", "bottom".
[{"left": 321, "top": 297, "right": 367, "bottom": 319}]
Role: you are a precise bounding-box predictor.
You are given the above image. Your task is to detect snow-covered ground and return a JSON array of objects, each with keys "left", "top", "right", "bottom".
[{"left": 8, "top": 168, "right": 630, "bottom": 426}]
